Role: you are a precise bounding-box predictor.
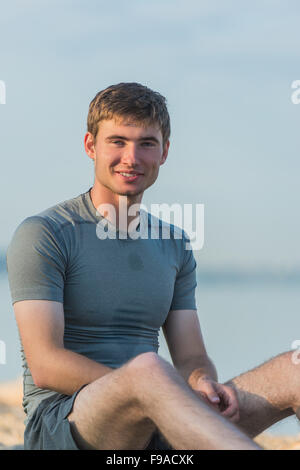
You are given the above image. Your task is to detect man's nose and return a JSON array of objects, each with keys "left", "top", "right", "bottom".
[{"left": 120, "top": 143, "right": 140, "bottom": 165}]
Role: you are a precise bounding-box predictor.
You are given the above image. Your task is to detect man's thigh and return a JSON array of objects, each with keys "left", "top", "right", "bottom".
[
  {"left": 67, "top": 360, "right": 157, "bottom": 450},
  {"left": 225, "top": 351, "right": 299, "bottom": 437}
]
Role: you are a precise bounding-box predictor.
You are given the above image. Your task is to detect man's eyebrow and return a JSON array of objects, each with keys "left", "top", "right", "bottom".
[{"left": 105, "top": 135, "right": 160, "bottom": 143}]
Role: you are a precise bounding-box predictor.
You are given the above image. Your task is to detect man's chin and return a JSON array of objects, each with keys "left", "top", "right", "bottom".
[
  {"left": 118, "top": 190, "right": 143, "bottom": 197},
  {"left": 113, "top": 186, "right": 144, "bottom": 197}
]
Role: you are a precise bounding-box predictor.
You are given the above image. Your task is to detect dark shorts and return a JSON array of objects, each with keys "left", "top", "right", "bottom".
[{"left": 24, "top": 385, "right": 172, "bottom": 450}]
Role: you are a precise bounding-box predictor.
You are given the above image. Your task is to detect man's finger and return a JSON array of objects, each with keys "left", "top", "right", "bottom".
[
  {"left": 200, "top": 381, "right": 220, "bottom": 404},
  {"left": 196, "top": 391, "right": 220, "bottom": 412},
  {"left": 220, "top": 399, "right": 240, "bottom": 421}
]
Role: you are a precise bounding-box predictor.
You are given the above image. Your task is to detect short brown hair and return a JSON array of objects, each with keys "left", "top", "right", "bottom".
[{"left": 87, "top": 82, "right": 171, "bottom": 147}]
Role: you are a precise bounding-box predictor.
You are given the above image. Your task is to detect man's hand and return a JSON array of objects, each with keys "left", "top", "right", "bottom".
[{"left": 188, "top": 374, "right": 240, "bottom": 423}]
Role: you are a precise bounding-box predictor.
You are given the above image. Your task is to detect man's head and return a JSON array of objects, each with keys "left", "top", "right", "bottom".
[
  {"left": 85, "top": 83, "right": 170, "bottom": 200},
  {"left": 87, "top": 82, "right": 171, "bottom": 148}
]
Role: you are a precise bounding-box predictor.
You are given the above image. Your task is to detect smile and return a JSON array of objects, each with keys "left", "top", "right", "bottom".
[{"left": 115, "top": 171, "right": 143, "bottom": 181}]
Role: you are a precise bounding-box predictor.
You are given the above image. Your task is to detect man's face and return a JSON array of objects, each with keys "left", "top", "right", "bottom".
[{"left": 85, "top": 118, "right": 169, "bottom": 198}]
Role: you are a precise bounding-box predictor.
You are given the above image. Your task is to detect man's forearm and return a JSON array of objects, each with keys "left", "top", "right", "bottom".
[
  {"left": 36, "top": 349, "right": 218, "bottom": 396},
  {"left": 35, "top": 347, "right": 114, "bottom": 395},
  {"left": 176, "top": 355, "right": 218, "bottom": 388}
]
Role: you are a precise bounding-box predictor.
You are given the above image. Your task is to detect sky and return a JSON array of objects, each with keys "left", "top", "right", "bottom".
[{"left": 1, "top": 0, "right": 300, "bottom": 270}]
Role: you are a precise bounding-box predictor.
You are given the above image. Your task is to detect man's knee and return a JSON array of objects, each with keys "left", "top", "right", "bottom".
[
  {"left": 128, "top": 351, "right": 172, "bottom": 378},
  {"left": 85, "top": 352, "right": 164, "bottom": 401},
  {"left": 229, "top": 350, "right": 300, "bottom": 413},
  {"left": 125, "top": 351, "right": 176, "bottom": 397},
  {"left": 129, "top": 351, "right": 161, "bottom": 369},
  {"left": 286, "top": 350, "right": 300, "bottom": 412}
]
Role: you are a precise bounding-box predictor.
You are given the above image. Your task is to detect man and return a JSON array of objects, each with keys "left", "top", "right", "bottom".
[{"left": 6, "top": 82, "right": 261, "bottom": 450}]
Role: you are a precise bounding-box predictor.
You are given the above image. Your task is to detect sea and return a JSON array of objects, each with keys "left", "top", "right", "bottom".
[{"left": 0, "top": 270, "right": 299, "bottom": 436}]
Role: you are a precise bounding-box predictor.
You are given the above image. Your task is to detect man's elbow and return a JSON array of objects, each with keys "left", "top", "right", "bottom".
[
  {"left": 31, "top": 365, "right": 50, "bottom": 389},
  {"left": 29, "top": 351, "right": 60, "bottom": 390},
  {"left": 33, "top": 374, "right": 44, "bottom": 389}
]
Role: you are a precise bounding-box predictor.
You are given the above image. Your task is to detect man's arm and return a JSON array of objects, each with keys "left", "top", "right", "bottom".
[
  {"left": 162, "top": 309, "right": 217, "bottom": 385},
  {"left": 162, "top": 309, "right": 240, "bottom": 421},
  {"left": 14, "top": 299, "right": 113, "bottom": 395}
]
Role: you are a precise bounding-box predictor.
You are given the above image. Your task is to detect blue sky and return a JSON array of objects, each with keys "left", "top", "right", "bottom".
[{"left": 1, "top": 0, "right": 300, "bottom": 269}]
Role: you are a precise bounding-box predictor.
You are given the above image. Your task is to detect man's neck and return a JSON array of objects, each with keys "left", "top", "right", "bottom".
[{"left": 89, "top": 184, "right": 143, "bottom": 232}]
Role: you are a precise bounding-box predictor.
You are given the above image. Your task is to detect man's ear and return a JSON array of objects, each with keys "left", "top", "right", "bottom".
[
  {"left": 160, "top": 140, "right": 170, "bottom": 165},
  {"left": 84, "top": 132, "right": 96, "bottom": 160}
]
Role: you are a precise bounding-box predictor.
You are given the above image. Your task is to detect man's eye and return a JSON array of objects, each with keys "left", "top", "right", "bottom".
[{"left": 111, "top": 141, "right": 154, "bottom": 147}]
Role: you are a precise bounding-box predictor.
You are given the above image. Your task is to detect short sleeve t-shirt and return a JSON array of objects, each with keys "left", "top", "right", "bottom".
[{"left": 6, "top": 188, "right": 197, "bottom": 423}]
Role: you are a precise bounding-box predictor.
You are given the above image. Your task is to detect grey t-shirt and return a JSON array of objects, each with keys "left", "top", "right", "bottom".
[{"left": 6, "top": 188, "right": 197, "bottom": 423}]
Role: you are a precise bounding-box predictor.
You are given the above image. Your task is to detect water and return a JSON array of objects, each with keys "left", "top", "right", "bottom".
[{"left": 1, "top": 272, "right": 299, "bottom": 436}]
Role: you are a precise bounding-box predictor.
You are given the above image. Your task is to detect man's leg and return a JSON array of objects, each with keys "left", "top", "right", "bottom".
[
  {"left": 67, "top": 352, "right": 259, "bottom": 450},
  {"left": 225, "top": 351, "right": 300, "bottom": 438}
]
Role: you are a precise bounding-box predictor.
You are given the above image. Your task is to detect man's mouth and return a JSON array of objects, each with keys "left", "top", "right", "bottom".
[{"left": 114, "top": 171, "right": 143, "bottom": 180}]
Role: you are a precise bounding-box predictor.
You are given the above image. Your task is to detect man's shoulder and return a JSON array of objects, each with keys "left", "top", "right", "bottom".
[
  {"left": 36, "top": 190, "right": 88, "bottom": 224},
  {"left": 18, "top": 190, "right": 90, "bottom": 232}
]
